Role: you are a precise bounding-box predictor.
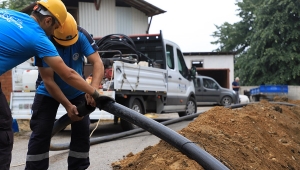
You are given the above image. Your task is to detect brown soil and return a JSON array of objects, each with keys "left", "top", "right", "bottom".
[{"left": 112, "top": 97, "right": 300, "bottom": 170}]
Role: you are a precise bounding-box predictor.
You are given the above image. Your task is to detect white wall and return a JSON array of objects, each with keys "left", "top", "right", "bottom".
[
  {"left": 184, "top": 54, "right": 234, "bottom": 89},
  {"left": 79, "top": 0, "right": 148, "bottom": 37},
  {"left": 79, "top": 0, "right": 115, "bottom": 36}
]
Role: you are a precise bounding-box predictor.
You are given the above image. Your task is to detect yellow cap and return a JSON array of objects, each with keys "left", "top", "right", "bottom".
[{"left": 53, "top": 12, "right": 78, "bottom": 46}]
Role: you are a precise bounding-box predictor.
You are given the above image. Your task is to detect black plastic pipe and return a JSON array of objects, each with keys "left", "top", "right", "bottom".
[
  {"left": 51, "top": 101, "right": 229, "bottom": 170},
  {"left": 50, "top": 110, "right": 206, "bottom": 150},
  {"left": 98, "top": 102, "right": 229, "bottom": 169},
  {"left": 50, "top": 101, "right": 297, "bottom": 168},
  {"left": 224, "top": 102, "right": 297, "bottom": 109},
  {"left": 51, "top": 102, "right": 95, "bottom": 137}
]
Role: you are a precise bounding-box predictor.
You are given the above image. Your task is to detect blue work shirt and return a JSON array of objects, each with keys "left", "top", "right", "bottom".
[
  {"left": 0, "top": 9, "right": 58, "bottom": 75},
  {"left": 35, "top": 26, "right": 98, "bottom": 100},
  {"left": 232, "top": 81, "right": 240, "bottom": 91}
]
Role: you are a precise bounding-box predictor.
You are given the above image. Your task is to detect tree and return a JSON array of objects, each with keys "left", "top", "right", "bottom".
[
  {"left": 0, "top": 0, "right": 8, "bottom": 8},
  {"left": 212, "top": 0, "right": 300, "bottom": 85},
  {"left": 211, "top": 0, "right": 259, "bottom": 54},
  {"left": 0, "top": 0, "right": 35, "bottom": 11}
]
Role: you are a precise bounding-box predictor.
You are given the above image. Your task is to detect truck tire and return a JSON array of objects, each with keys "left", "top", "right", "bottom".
[
  {"left": 121, "top": 99, "right": 145, "bottom": 131},
  {"left": 178, "top": 97, "right": 197, "bottom": 117},
  {"left": 221, "top": 96, "right": 233, "bottom": 106}
]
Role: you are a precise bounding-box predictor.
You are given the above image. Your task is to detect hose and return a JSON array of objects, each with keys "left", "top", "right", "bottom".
[
  {"left": 51, "top": 101, "right": 229, "bottom": 170},
  {"left": 95, "top": 34, "right": 153, "bottom": 63},
  {"left": 50, "top": 101, "right": 296, "bottom": 169},
  {"left": 224, "top": 101, "right": 297, "bottom": 109},
  {"left": 50, "top": 111, "right": 205, "bottom": 150}
]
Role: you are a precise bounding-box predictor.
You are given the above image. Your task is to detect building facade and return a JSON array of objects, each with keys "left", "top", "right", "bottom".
[
  {"left": 183, "top": 52, "right": 235, "bottom": 89},
  {"left": 62, "top": 0, "right": 165, "bottom": 37}
]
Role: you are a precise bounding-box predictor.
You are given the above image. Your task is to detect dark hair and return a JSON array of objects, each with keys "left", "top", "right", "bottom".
[{"left": 31, "top": 5, "right": 56, "bottom": 26}]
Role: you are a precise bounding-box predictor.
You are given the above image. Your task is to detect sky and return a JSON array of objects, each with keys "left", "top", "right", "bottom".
[{"left": 145, "top": 0, "right": 241, "bottom": 52}]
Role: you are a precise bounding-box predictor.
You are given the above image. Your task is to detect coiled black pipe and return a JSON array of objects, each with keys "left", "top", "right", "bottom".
[{"left": 51, "top": 101, "right": 229, "bottom": 170}]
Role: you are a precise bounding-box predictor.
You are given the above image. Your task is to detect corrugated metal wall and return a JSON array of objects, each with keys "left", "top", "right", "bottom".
[
  {"left": 131, "top": 7, "right": 148, "bottom": 34},
  {"left": 78, "top": 0, "right": 148, "bottom": 37},
  {"left": 116, "top": 7, "right": 132, "bottom": 35},
  {"left": 79, "top": 0, "right": 115, "bottom": 37}
]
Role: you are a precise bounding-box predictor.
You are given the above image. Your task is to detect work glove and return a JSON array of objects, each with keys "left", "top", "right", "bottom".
[
  {"left": 77, "top": 101, "right": 96, "bottom": 117},
  {"left": 91, "top": 89, "right": 115, "bottom": 110}
]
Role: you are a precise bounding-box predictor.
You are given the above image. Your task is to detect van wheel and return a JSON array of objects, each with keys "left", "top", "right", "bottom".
[
  {"left": 121, "top": 99, "right": 144, "bottom": 131},
  {"left": 221, "top": 96, "right": 232, "bottom": 106},
  {"left": 178, "top": 97, "right": 197, "bottom": 117}
]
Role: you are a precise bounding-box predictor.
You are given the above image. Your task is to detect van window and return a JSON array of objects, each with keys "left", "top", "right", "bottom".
[
  {"left": 166, "top": 45, "right": 174, "bottom": 69},
  {"left": 195, "top": 78, "right": 200, "bottom": 87},
  {"left": 203, "top": 78, "right": 218, "bottom": 89}
]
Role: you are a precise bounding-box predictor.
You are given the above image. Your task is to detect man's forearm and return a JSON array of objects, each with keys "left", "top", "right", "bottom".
[
  {"left": 44, "top": 81, "right": 71, "bottom": 108},
  {"left": 43, "top": 56, "right": 96, "bottom": 95},
  {"left": 90, "top": 59, "right": 104, "bottom": 89}
]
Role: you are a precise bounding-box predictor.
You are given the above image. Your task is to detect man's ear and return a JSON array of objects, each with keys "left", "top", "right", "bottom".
[{"left": 44, "top": 16, "right": 52, "bottom": 26}]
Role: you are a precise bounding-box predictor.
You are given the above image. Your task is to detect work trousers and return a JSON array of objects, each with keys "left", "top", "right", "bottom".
[
  {"left": 25, "top": 94, "right": 90, "bottom": 170},
  {"left": 0, "top": 83, "right": 13, "bottom": 170},
  {"left": 235, "top": 91, "right": 240, "bottom": 104}
]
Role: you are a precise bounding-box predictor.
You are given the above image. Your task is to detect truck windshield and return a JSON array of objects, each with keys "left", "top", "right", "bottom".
[{"left": 177, "top": 49, "right": 188, "bottom": 78}]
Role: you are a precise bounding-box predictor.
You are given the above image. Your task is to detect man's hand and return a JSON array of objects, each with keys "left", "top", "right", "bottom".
[
  {"left": 91, "top": 90, "right": 115, "bottom": 110},
  {"left": 85, "top": 93, "right": 96, "bottom": 107},
  {"left": 66, "top": 104, "right": 83, "bottom": 122}
]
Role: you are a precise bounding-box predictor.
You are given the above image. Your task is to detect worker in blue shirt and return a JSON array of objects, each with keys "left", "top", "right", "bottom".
[
  {"left": 25, "top": 12, "right": 104, "bottom": 170},
  {"left": 0, "top": 1, "right": 102, "bottom": 169}
]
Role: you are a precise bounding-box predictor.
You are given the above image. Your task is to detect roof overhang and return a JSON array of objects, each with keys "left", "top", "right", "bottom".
[
  {"left": 122, "top": 0, "right": 166, "bottom": 16},
  {"left": 62, "top": 0, "right": 166, "bottom": 16},
  {"left": 183, "top": 52, "right": 237, "bottom": 56}
]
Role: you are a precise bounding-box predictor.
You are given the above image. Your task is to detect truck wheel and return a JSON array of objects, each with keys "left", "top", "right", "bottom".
[
  {"left": 121, "top": 99, "right": 144, "bottom": 131},
  {"left": 178, "top": 97, "right": 197, "bottom": 117},
  {"left": 221, "top": 96, "right": 232, "bottom": 106}
]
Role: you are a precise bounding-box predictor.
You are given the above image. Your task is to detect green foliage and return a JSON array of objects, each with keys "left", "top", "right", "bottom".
[
  {"left": 0, "top": 0, "right": 8, "bottom": 8},
  {"left": 1, "top": 0, "right": 35, "bottom": 11},
  {"left": 212, "top": 0, "right": 300, "bottom": 85}
]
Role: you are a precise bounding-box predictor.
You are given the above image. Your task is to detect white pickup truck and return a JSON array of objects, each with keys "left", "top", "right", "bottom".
[{"left": 10, "top": 31, "right": 197, "bottom": 130}]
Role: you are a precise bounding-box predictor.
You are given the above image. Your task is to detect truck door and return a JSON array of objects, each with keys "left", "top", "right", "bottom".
[
  {"left": 195, "top": 77, "right": 202, "bottom": 103},
  {"left": 176, "top": 48, "right": 189, "bottom": 95},
  {"left": 166, "top": 44, "right": 180, "bottom": 105}
]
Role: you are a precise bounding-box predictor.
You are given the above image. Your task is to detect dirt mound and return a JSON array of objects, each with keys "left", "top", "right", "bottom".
[{"left": 112, "top": 100, "right": 300, "bottom": 170}]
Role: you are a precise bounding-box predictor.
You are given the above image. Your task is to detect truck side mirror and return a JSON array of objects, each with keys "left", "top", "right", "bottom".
[{"left": 188, "top": 66, "right": 197, "bottom": 81}]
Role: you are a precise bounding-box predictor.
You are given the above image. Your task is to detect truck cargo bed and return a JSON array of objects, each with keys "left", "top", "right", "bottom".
[
  {"left": 113, "top": 61, "right": 167, "bottom": 92},
  {"left": 249, "top": 85, "right": 288, "bottom": 101}
]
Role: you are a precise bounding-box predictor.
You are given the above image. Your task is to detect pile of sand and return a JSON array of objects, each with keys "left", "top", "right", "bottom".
[{"left": 112, "top": 100, "right": 300, "bottom": 169}]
